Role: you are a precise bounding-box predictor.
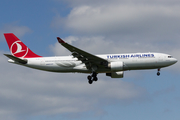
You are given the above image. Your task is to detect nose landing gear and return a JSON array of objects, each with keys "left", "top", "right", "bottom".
[
  {"left": 87, "top": 72, "right": 98, "bottom": 84},
  {"left": 157, "top": 68, "right": 160, "bottom": 76}
]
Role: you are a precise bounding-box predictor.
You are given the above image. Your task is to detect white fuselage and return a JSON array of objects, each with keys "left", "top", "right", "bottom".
[{"left": 8, "top": 52, "right": 177, "bottom": 74}]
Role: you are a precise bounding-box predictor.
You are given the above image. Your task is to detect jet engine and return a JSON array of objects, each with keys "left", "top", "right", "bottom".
[
  {"left": 106, "top": 71, "right": 124, "bottom": 78},
  {"left": 108, "top": 61, "right": 123, "bottom": 71}
]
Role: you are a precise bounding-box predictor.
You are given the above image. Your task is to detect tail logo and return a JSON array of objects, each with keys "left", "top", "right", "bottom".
[{"left": 10, "top": 41, "right": 28, "bottom": 58}]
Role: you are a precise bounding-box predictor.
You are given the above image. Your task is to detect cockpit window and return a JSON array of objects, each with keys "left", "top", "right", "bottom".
[{"left": 168, "top": 56, "right": 172, "bottom": 58}]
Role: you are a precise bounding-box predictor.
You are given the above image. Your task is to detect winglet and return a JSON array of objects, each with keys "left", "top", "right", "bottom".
[{"left": 57, "top": 37, "right": 66, "bottom": 43}]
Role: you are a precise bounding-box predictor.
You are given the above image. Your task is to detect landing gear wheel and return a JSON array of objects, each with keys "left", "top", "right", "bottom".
[
  {"left": 87, "top": 75, "right": 92, "bottom": 80},
  {"left": 157, "top": 72, "right": 160, "bottom": 76},
  {"left": 157, "top": 68, "right": 160, "bottom": 76},
  {"left": 93, "top": 77, "right": 98, "bottom": 81},
  {"left": 88, "top": 80, "right": 93, "bottom": 84},
  {"left": 87, "top": 72, "right": 98, "bottom": 84}
]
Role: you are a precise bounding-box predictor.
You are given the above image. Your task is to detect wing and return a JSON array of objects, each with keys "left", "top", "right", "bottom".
[{"left": 57, "top": 37, "right": 108, "bottom": 70}]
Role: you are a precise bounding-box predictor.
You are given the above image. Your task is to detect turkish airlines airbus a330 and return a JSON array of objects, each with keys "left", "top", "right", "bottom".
[{"left": 4, "top": 33, "right": 177, "bottom": 84}]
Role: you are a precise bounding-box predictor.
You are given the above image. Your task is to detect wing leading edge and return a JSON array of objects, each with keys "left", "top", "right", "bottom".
[{"left": 57, "top": 37, "right": 108, "bottom": 71}]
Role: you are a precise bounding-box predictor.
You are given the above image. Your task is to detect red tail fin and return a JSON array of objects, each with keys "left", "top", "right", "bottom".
[{"left": 4, "top": 33, "right": 41, "bottom": 58}]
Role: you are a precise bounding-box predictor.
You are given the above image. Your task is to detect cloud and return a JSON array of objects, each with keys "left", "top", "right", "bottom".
[
  {"left": 152, "top": 86, "right": 175, "bottom": 97},
  {"left": 0, "top": 51, "right": 147, "bottom": 119},
  {"left": 51, "top": 2, "right": 180, "bottom": 61},
  {"left": 0, "top": 23, "right": 32, "bottom": 40},
  {"left": 51, "top": 2, "right": 180, "bottom": 72},
  {"left": 50, "top": 36, "right": 113, "bottom": 55},
  {"left": 60, "top": 0, "right": 180, "bottom": 7},
  {"left": 66, "top": 5, "right": 180, "bottom": 39},
  {"left": 52, "top": 2, "right": 180, "bottom": 37}
]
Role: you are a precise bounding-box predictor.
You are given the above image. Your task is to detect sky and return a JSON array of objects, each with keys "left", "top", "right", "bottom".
[{"left": 0, "top": 0, "right": 180, "bottom": 120}]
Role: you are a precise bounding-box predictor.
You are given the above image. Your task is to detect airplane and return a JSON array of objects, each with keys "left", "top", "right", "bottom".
[{"left": 4, "top": 33, "right": 178, "bottom": 84}]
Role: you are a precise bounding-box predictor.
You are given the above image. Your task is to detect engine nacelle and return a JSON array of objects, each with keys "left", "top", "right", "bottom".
[
  {"left": 106, "top": 71, "right": 124, "bottom": 78},
  {"left": 108, "top": 61, "right": 123, "bottom": 71}
]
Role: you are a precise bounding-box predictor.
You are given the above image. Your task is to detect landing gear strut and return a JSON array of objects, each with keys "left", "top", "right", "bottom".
[
  {"left": 87, "top": 72, "right": 98, "bottom": 84},
  {"left": 157, "top": 68, "right": 160, "bottom": 76}
]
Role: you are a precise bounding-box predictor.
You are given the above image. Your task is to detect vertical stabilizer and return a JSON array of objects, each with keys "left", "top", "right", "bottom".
[{"left": 4, "top": 33, "right": 41, "bottom": 58}]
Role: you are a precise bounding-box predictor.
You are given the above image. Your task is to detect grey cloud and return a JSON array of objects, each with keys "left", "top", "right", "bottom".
[
  {"left": 51, "top": 3, "right": 180, "bottom": 50},
  {"left": 51, "top": 2, "right": 179, "bottom": 73},
  {"left": 152, "top": 86, "right": 175, "bottom": 97},
  {"left": 66, "top": 5, "right": 180, "bottom": 37},
  {"left": 0, "top": 23, "right": 32, "bottom": 40},
  {"left": 0, "top": 51, "right": 147, "bottom": 119},
  {"left": 52, "top": 0, "right": 180, "bottom": 51},
  {"left": 60, "top": 0, "right": 180, "bottom": 7}
]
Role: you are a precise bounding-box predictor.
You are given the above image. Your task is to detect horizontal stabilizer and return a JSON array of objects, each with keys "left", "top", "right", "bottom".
[{"left": 4, "top": 54, "right": 27, "bottom": 64}]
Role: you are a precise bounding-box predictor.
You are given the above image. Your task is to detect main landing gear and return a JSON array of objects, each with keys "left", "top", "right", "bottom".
[
  {"left": 87, "top": 72, "right": 98, "bottom": 84},
  {"left": 157, "top": 68, "right": 160, "bottom": 76}
]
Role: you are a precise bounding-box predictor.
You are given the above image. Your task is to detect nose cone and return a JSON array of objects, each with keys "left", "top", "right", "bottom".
[{"left": 172, "top": 58, "right": 178, "bottom": 64}]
